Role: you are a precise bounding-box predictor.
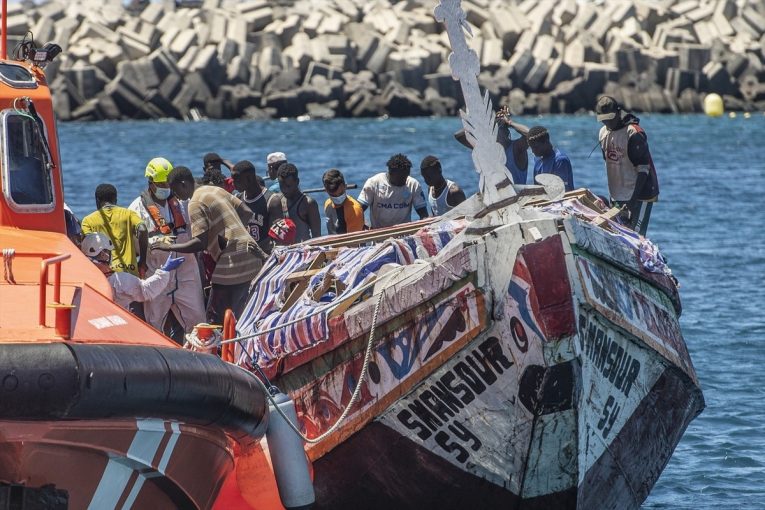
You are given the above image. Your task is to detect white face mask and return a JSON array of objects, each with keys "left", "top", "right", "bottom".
[
  {"left": 154, "top": 187, "right": 171, "bottom": 200},
  {"left": 330, "top": 193, "right": 347, "bottom": 206}
]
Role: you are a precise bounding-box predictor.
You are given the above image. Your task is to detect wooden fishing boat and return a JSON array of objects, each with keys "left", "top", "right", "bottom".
[
  {"left": 0, "top": 7, "right": 272, "bottom": 509},
  {"left": 220, "top": 1, "right": 705, "bottom": 509},
  {"left": 0, "top": 0, "right": 704, "bottom": 507}
]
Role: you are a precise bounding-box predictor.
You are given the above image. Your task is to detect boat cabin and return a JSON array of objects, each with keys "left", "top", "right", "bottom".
[{"left": 0, "top": 59, "right": 64, "bottom": 233}]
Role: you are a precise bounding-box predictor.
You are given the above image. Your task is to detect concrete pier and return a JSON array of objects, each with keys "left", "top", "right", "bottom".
[{"left": 7, "top": 0, "right": 764, "bottom": 120}]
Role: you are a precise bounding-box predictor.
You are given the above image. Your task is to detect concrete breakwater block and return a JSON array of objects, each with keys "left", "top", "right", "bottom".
[{"left": 20, "top": 0, "right": 765, "bottom": 120}]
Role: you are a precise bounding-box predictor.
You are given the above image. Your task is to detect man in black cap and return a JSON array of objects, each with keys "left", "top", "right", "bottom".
[
  {"left": 202, "top": 152, "right": 235, "bottom": 192},
  {"left": 595, "top": 96, "right": 659, "bottom": 235}
]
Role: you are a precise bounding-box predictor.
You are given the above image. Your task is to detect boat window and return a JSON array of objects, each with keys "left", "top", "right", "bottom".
[
  {"left": 0, "top": 63, "right": 37, "bottom": 89},
  {"left": 1, "top": 111, "right": 54, "bottom": 210}
]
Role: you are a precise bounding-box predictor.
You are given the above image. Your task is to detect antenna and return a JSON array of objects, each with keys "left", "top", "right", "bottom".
[
  {"left": 1, "top": 0, "right": 7, "bottom": 60},
  {"left": 434, "top": 0, "right": 517, "bottom": 205}
]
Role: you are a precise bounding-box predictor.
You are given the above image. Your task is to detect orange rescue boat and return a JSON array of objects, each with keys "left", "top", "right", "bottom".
[{"left": 0, "top": 5, "right": 294, "bottom": 508}]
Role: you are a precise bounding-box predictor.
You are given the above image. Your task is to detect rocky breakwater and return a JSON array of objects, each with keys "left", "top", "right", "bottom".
[{"left": 4, "top": 0, "right": 765, "bottom": 120}]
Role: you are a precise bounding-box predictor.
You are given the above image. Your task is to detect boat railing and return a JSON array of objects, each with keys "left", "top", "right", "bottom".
[
  {"left": 1, "top": 249, "right": 70, "bottom": 327},
  {"left": 305, "top": 217, "right": 438, "bottom": 249},
  {"left": 38, "top": 253, "right": 70, "bottom": 327}
]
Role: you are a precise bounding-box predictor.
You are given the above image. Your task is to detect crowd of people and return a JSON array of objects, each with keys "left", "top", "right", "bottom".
[{"left": 68, "top": 96, "right": 658, "bottom": 340}]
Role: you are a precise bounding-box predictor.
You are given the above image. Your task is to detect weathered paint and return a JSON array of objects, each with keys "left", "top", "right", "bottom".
[
  {"left": 575, "top": 310, "right": 665, "bottom": 484},
  {"left": 0, "top": 419, "right": 233, "bottom": 509},
  {"left": 285, "top": 279, "right": 488, "bottom": 460},
  {"left": 575, "top": 255, "right": 697, "bottom": 383},
  {"left": 379, "top": 332, "right": 526, "bottom": 492},
  {"left": 303, "top": 213, "right": 702, "bottom": 510}
]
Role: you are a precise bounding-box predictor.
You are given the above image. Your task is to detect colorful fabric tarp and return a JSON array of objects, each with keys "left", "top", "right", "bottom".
[
  {"left": 234, "top": 219, "right": 467, "bottom": 374},
  {"left": 540, "top": 199, "right": 671, "bottom": 276}
]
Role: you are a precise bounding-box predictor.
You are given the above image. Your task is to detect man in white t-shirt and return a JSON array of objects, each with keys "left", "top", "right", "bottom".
[{"left": 358, "top": 153, "right": 429, "bottom": 229}]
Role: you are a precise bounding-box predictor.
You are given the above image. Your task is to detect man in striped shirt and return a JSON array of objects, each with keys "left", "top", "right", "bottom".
[{"left": 156, "top": 166, "right": 267, "bottom": 323}]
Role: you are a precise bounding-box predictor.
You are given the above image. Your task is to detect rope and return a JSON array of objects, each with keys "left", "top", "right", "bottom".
[
  {"left": 226, "top": 247, "right": 461, "bottom": 444},
  {"left": 251, "top": 288, "right": 385, "bottom": 444},
  {"left": 12, "top": 97, "right": 36, "bottom": 122},
  {"left": 183, "top": 324, "right": 222, "bottom": 353},
  {"left": 2, "top": 249, "right": 16, "bottom": 284}
]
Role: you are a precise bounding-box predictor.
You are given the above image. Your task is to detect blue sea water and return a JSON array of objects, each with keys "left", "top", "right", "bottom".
[{"left": 60, "top": 113, "right": 765, "bottom": 508}]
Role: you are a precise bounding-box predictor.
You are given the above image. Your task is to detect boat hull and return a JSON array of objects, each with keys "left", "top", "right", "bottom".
[
  {"left": 308, "top": 347, "right": 701, "bottom": 510},
  {"left": 0, "top": 343, "right": 269, "bottom": 509},
  {"left": 0, "top": 419, "right": 232, "bottom": 509},
  {"left": 260, "top": 214, "right": 703, "bottom": 510}
]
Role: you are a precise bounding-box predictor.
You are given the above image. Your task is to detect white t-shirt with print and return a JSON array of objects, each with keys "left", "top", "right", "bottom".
[{"left": 358, "top": 172, "right": 426, "bottom": 229}]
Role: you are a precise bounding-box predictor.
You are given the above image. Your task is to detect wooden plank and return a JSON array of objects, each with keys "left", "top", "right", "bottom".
[
  {"left": 311, "top": 274, "right": 334, "bottom": 301},
  {"left": 527, "top": 188, "right": 607, "bottom": 214},
  {"left": 280, "top": 252, "right": 327, "bottom": 312},
  {"left": 311, "top": 225, "right": 428, "bottom": 248},
  {"left": 328, "top": 276, "right": 376, "bottom": 319},
  {"left": 305, "top": 218, "right": 438, "bottom": 248},
  {"left": 285, "top": 269, "right": 322, "bottom": 284},
  {"left": 593, "top": 207, "right": 622, "bottom": 227}
]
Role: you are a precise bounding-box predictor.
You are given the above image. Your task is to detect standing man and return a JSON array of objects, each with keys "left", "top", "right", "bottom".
[
  {"left": 202, "top": 152, "right": 235, "bottom": 192},
  {"left": 265, "top": 152, "right": 287, "bottom": 193},
  {"left": 496, "top": 106, "right": 529, "bottom": 184},
  {"left": 595, "top": 96, "right": 659, "bottom": 235},
  {"left": 454, "top": 106, "right": 529, "bottom": 185},
  {"left": 420, "top": 155, "right": 466, "bottom": 216},
  {"left": 322, "top": 169, "right": 365, "bottom": 235},
  {"left": 128, "top": 157, "right": 206, "bottom": 335},
  {"left": 231, "top": 160, "right": 273, "bottom": 253},
  {"left": 157, "top": 166, "right": 268, "bottom": 324},
  {"left": 82, "top": 183, "right": 148, "bottom": 278},
  {"left": 526, "top": 126, "right": 575, "bottom": 192},
  {"left": 267, "top": 163, "right": 321, "bottom": 243},
  {"left": 358, "top": 154, "right": 429, "bottom": 229}
]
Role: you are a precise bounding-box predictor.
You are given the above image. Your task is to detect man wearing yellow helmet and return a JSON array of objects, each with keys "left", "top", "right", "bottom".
[{"left": 128, "top": 157, "right": 206, "bottom": 336}]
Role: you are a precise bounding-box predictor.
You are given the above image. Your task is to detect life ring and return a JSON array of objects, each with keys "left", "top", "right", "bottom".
[{"left": 221, "top": 309, "right": 236, "bottom": 363}]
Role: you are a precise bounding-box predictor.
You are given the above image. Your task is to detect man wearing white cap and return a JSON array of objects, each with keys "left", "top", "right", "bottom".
[
  {"left": 595, "top": 96, "right": 660, "bottom": 235},
  {"left": 266, "top": 152, "right": 287, "bottom": 193}
]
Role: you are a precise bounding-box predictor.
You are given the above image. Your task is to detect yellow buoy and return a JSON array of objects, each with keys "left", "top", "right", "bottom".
[{"left": 704, "top": 93, "right": 724, "bottom": 117}]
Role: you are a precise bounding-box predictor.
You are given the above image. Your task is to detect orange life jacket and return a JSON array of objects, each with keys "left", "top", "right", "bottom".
[{"left": 141, "top": 191, "right": 187, "bottom": 235}]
